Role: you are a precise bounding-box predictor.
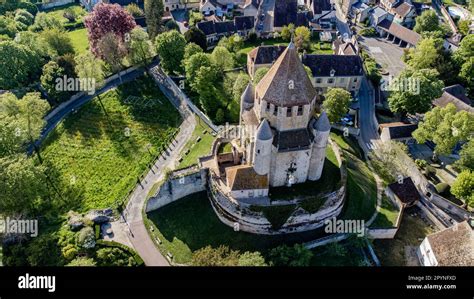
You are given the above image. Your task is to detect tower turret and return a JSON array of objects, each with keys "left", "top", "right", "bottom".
[
  {"left": 253, "top": 119, "right": 273, "bottom": 176},
  {"left": 308, "top": 112, "right": 331, "bottom": 181}
]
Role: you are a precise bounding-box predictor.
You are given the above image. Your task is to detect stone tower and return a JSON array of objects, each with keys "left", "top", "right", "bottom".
[
  {"left": 253, "top": 119, "right": 273, "bottom": 176},
  {"left": 308, "top": 112, "right": 331, "bottom": 181}
]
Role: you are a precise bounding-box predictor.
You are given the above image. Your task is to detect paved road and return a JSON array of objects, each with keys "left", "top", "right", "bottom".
[
  {"left": 31, "top": 69, "right": 144, "bottom": 153},
  {"left": 358, "top": 78, "right": 379, "bottom": 151}
]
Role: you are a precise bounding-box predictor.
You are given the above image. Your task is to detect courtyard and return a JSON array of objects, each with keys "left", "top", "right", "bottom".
[{"left": 357, "top": 35, "right": 406, "bottom": 77}]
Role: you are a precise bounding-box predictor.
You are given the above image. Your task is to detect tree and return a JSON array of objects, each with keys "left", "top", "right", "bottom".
[
  {"left": 238, "top": 251, "right": 267, "bottom": 266},
  {"left": 184, "top": 26, "right": 207, "bottom": 50},
  {"left": 144, "top": 0, "right": 164, "bottom": 40},
  {"left": 451, "top": 170, "right": 474, "bottom": 208},
  {"left": 84, "top": 3, "right": 136, "bottom": 58},
  {"left": 96, "top": 247, "right": 136, "bottom": 266},
  {"left": 405, "top": 37, "right": 444, "bottom": 70},
  {"left": 165, "top": 20, "right": 180, "bottom": 31},
  {"left": 76, "top": 227, "right": 96, "bottom": 249},
  {"left": 388, "top": 68, "right": 444, "bottom": 115},
  {"left": 192, "top": 245, "right": 240, "bottom": 266},
  {"left": 253, "top": 67, "right": 270, "bottom": 85},
  {"left": 0, "top": 41, "right": 42, "bottom": 90},
  {"left": 217, "top": 34, "right": 243, "bottom": 53},
  {"left": 155, "top": 30, "right": 186, "bottom": 74},
  {"left": 268, "top": 244, "right": 313, "bottom": 266},
  {"left": 294, "top": 26, "right": 311, "bottom": 51},
  {"left": 31, "top": 12, "right": 62, "bottom": 31},
  {"left": 195, "top": 65, "right": 220, "bottom": 117},
  {"left": 0, "top": 15, "right": 18, "bottom": 38},
  {"left": 455, "top": 139, "right": 474, "bottom": 171},
  {"left": 184, "top": 52, "right": 214, "bottom": 90},
  {"left": 183, "top": 42, "right": 203, "bottom": 62},
  {"left": 125, "top": 3, "right": 144, "bottom": 18},
  {"left": 15, "top": 9, "right": 34, "bottom": 28},
  {"left": 281, "top": 23, "right": 295, "bottom": 41},
  {"left": 74, "top": 52, "right": 106, "bottom": 112},
  {"left": 413, "top": 104, "right": 474, "bottom": 155},
  {"left": 97, "top": 32, "right": 128, "bottom": 81},
  {"left": 126, "top": 27, "right": 156, "bottom": 67},
  {"left": 323, "top": 88, "right": 352, "bottom": 123},
  {"left": 41, "top": 61, "right": 71, "bottom": 104},
  {"left": 0, "top": 92, "right": 49, "bottom": 162},
  {"left": 459, "top": 57, "right": 474, "bottom": 94},
  {"left": 414, "top": 10, "right": 444, "bottom": 34},
  {"left": 0, "top": 155, "right": 48, "bottom": 216},
  {"left": 232, "top": 72, "right": 250, "bottom": 102},
  {"left": 210, "top": 46, "right": 235, "bottom": 72},
  {"left": 40, "top": 28, "right": 75, "bottom": 58},
  {"left": 458, "top": 19, "right": 470, "bottom": 36}
]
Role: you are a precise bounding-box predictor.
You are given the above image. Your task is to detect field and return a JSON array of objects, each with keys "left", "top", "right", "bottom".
[
  {"left": 68, "top": 28, "right": 89, "bottom": 54},
  {"left": 370, "top": 195, "right": 400, "bottom": 228},
  {"left": 41, "top": 76, "right": 181, "bottom": 211},
  {"left": 177, "top": 116, "right": 216, "bottom": 169}
]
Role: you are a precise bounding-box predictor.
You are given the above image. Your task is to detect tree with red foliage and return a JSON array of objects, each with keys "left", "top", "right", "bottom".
[{"left": 84, "top": 3, "right": 136, "bottom": 58}]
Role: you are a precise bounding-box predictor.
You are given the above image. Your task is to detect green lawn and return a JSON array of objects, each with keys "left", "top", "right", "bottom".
[
  {"left": 41, "top": 76, "right": 181, "bottom": 211},
  {"left": 373, "top": 211, "right": 434, "bottom": 266},
  {"left": 44, "top": 3, "right": 86, "bottom": 27},
  {"left": 330, "top": 132, "right": 377, "bottom": 222},
  {"left": 146, "top": 192, "right": 328, "bottom": 264},
  {"left": 217, "top": 142, "right": 232, "bottom": 154},
  {"left": 370, "top": 195, "right": 400, "bottom": 228},
  {"left": 68, "top": 28, "right": 89, "bottom": 54},
  {"left": 177, "top": 115, "right": 216, "bottom": 169}
]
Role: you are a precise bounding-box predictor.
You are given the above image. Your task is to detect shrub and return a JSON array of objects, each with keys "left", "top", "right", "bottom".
[
  {"left": 96, "top": 240, "right": 144, "bottom": 266},
  {"left": 435, "top": 183, "right": 450, "bottom": 196},
  {"left": 125, "top": 3, "right": 144, "bottom": 17},
  {"left": 359, "top": 27, "right": 377, "bottom": 37},
  {"left": 96, "top": 247, "right": 136, "bottom": 266},
  {"left": 268, "top": 244, "right": 313, "bottom": 266},
  {"left": 67, "top": 257, "right": 96, "bottom": 266},
  {"left": 415, "top": 159, "right": 427, "bottom": 169},
  {"left": 76, "top": 227, "right": 96, "bottom": 249},
  {"left": 61, "top": 244, "right": 78, "bottom": 261},
  {"left": 191, "top": 245, "right": 240, "bottom": 266}
]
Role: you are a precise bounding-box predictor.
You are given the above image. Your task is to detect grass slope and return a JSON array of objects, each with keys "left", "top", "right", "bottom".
[{"left": 41, "top": 76, "right": 181, "bottom": 211}]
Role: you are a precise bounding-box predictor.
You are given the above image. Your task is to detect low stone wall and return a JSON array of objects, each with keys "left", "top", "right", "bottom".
[
  {"left": 207, "top": 137, "right": 348, "bottom": 235},
  {"left": 145, "top": 167, "right": 208, "bottom": 213},
  {"left": 39, "top": 0, "right": 74, "bottom": 10},
  {"left": 429, "top": 194, "right": 472, "bottom": 221}
]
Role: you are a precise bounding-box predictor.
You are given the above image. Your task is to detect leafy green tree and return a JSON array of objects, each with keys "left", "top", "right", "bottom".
[
  {"left": 145, "top": 0, "right": 164, "bottom": 40},
  {"left": 40, "top": 28, "right": 75, "bottom": 58},
  {"left": 238, "top": 251, "right": 267, "bottom": 266},
  {"left": 184, "top": 52, "right": 214, "bottom": 90},
  {"left": 76, "top": 227, "right": 96, "bottom": 249},
  {"left": 41, "top": 61, "right": 71, "bottom": 104},
  {"left": 15, "top": 9, "right": 34, "bottom": 29},
  {"left": 268, "top": 244, "right": 313, "bottom": 266},
  {"left": 295, "top": 26, "right": 311, "bottom": 51},
  {"left": 31, "top": 12, "right": 62, "bottom": 31},
  {"left": 217, "top": 34, "right": 243, "bottom": 53},
  {"left": 195, "top": 65, "right": 220, "bottom": 117},
  {"left": 460, "top": 57, "right": 474, "bottom": 94},
  {"left": 192, "top": 245, "right": 240, "bottom": 266},
  {"left": 96, "top": 247, "right": 136, "bottom": 266},
  {"left": 183, "top": 42, "right": 203, "bottom": 62},
  {"left": 125, "top": 3, "right": 144, "bottom": 17},
  {"left": 232, "top": 72, "right": 250, "bottom": 102},
  {"left": 322, "top": 88, "right": 351, "bottom": 123},
  {"left": 98, "top": 32, "right": 127, "bottom": 81},
  {"left": 388, "top": 68, "right": 444, "bottom": 115},
  {"left": 0, "top": 92, "right": 49, "bottom": 161},
  {"left": 26, "top": 234, "right": 65, "bottom": 266},
  {"left": 458, "top": 19, "right": 470, "bottom": 36},
  {"left": 451, "top": 170, "right": 474, "bottom": 208},
  {"left": 0, "top": 15, "right": 18, "bottom": 38},
  {"left": 455, "top": 139, "right": 474, "bottom": 171},
  {"left": 155, "top": 30, "right": 186, "bottom": 74},
  {"left": 184, "top": 26, "right": 207, "bottom": 50},
  {"left": 253, "top": 67, "right": 270, "bottom": 85},
  {"left": 0, "top": 155, "right": 48, "bottom": 216},
  {"left": 165, "top": 20, "right": 180, "bottom": 31},
  {"left": 414, "top": 10, "right": 444, "bottom": 34},
  {"left": 74, "top": 52, "right": 106, "bottom": 113},
  {"left": 126, "top": 27, "right": 156, "bottom": 67},
  {"left": 413, "top": 104, "right": 474, "bottom": 155},
  {"left": 15, "top": 31, "right": 49, "bottom": 59},
  {"left": 281, "top": 23, "right": 295, "bottom": 41},
  {"left": 0, "top": 41, "right": 42, "bottom": 90},
  {"left": 210, "top": 46, "right": 235, "bottom": 72}
]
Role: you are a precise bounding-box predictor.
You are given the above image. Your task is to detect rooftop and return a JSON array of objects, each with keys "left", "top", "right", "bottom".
[
  {"left": 426, "top": 221, "right": 474, "bottom": 266},
  {"left": 379, "top": 122, "right": 418, "bottom": 139},
  {"left": 377, "top": 19, "right": 421, "bottom": 46},
  {"left": 387, "top": 177, "right": 420, "bottom": 205},
  {"left": 248, "top": 45, "right": 287, "bottom": 65},
  {"left": 302, "top": 54, "right": 363, "bottom": 77},
  {"left": 226, "top": 165, "right": 269, "bottom": 191}
]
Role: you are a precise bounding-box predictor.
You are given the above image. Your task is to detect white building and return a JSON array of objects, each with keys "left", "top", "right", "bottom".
[{"left": 417, "top": 221, "right": 474, "bottom": 266}]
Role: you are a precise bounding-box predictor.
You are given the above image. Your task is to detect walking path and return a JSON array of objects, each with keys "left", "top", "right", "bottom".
[{"left": 108, "top": 65, "right": 197, "bottom": 266}]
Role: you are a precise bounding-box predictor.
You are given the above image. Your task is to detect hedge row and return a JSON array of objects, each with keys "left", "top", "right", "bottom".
[{"left": 96, "top": 240, "right": 144, "bottom": 266}]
